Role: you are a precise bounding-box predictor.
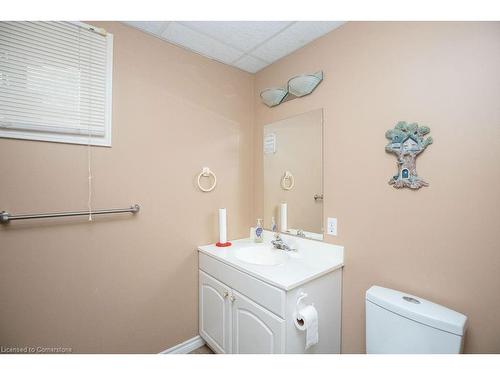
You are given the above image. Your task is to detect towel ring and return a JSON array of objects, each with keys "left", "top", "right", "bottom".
[
  {"left": 197, "top": 167, "right": 217, "bottom": 192},
  {"left": 281, "top": 171, "right": 295, "bottom": 191}
]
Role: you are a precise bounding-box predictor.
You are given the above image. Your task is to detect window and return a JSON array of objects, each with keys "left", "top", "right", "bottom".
[{"left": 0, "top": 21, "right": 113, "bottom": 146}]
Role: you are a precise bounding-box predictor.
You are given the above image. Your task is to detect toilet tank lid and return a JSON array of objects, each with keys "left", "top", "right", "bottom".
[{"left": 366, "top": 286, "right": 468, "bottom": 336}]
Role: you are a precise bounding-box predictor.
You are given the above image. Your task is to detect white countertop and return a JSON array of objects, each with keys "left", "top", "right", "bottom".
[{"left": 198, "top": 230, "right": 344, "bottom": 291}]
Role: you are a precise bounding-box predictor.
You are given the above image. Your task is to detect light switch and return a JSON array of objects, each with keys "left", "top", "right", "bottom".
[{"left": 327, "top": 217, "right": 337, "bottom": 236}]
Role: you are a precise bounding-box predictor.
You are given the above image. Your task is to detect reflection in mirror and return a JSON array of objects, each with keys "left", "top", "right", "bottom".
[{"left": 263, "top": 109, "right": 323, "bottom": 241}]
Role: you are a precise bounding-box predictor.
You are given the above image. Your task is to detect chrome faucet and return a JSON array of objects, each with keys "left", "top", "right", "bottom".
[
  {"left": 271, "top": 233, "right": 297, "bottom": 252},
  {"left": 296, "top": 229, "right": 306, "bottom": 238}
]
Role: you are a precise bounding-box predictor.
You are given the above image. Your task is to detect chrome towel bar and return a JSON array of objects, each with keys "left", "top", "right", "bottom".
[{"left": 0, "top": 204, "right": 140, "bottom": 224}]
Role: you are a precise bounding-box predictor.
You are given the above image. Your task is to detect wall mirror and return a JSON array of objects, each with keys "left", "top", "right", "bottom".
[{"left": 263, "top": 109, "right": 323, "bottom": 241}]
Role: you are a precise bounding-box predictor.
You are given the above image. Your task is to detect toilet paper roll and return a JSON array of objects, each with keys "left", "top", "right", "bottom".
[{"left": 294, "top": 305, "right": 319, "bottom": 350}]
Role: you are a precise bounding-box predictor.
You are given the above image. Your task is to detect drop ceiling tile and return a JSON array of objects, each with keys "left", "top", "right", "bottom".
[
  {"left": 161, "top": 22, "right": 244, "bottom": 64},
  {"left": 124, "top": 21, "right": 170, "bottom": 35},
  {"left": 233, "top": 55, "right": 269, "bottom": 73},
  {"left": 252, "top": 21, "right": 345, "bottom": 63},
  {"left": 179, "top": 21, "right": 293, "bottom": 52},
  {"left": 123, "top": 21, "right": 347, "bottom": 73}
]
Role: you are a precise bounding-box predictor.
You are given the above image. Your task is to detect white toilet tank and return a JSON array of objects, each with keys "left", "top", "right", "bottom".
[{"left": 366, "top": 286, "right": 467, "bottom": 354}]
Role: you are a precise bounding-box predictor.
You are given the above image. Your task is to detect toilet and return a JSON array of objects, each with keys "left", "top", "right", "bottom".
[{"left": 365, "top": 286, "right": 467, "bottom": 354}]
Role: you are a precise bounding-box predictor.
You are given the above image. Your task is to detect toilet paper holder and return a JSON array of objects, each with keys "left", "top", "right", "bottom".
[
  {"left": 295, "top": 292, "right": 310, "bottom": 327},
  {"left": 294, "top": 291, "right": 319, "bottom": 349},
  {"left": 296, "top": 292, "right": 308, "bottom": 309}
]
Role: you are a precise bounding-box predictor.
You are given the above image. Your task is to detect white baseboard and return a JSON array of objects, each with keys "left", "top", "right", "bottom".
[{"left": 160, "top": 335, "right": 206, "bottom": 354}]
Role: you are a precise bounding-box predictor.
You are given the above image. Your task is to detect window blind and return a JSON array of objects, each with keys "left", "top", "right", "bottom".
[{"left": 0, "top": 21, "right": 113, "bottom": 146}]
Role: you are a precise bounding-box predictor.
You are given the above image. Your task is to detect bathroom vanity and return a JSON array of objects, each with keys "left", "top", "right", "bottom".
[{"left": 198, "top": 230, "right": 343, "bottom": 354}]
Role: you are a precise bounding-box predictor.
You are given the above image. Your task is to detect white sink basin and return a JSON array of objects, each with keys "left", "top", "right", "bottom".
[{"left": 235, "top": 246, "right": 289, "bottom": 266}]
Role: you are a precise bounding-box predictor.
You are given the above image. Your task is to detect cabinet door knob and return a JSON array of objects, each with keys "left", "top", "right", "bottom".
[
  {"left": 223, "top": 291, "right": 229, "bottom": 299},
  {"left": 229, "top": 295, "right": 235, "bottom": 302}
]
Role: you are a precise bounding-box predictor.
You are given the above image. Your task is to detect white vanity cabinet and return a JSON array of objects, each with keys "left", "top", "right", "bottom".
[
  {"left": 231, "top": 290, "right": 285, "bottom": 353},
  {"left": 199, "top": 270, "right": 285, "bottom": 354},
  {"left": 198, "top": 240, "right": 343, "bottom": 354},
  {"left": 199, "top": 271, "right": 232, "bottom": 353}
]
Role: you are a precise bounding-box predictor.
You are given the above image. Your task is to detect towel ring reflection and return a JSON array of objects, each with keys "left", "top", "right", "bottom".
[
  {"left": 197, "top": 167, "right": 217, "bottom": 192},
  {"left": 281, "top": 171, "right": 295, "bottom": 191}
]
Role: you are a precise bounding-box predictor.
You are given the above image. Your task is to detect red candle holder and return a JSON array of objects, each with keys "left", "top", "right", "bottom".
[{"left": 216, "top": 242, "right": 232, "bottom": 247}]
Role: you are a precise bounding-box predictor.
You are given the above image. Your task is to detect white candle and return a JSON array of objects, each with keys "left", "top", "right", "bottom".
[
  {"left": 280, "top": 203, "right": 287, "bottom": 232},
  {"left": 219, "top": 208, "right": 227, "bottom": 244}
]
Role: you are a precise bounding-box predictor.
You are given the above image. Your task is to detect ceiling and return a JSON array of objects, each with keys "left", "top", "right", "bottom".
[{"left": 123, "top": 21, "right": 345, "bottom": 73}]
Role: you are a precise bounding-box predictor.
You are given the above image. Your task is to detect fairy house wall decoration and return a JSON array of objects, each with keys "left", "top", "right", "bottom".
[{"left": 385, "top": 121, "right": 433, "bottom": 189}]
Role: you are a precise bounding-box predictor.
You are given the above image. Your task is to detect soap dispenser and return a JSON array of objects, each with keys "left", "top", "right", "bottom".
[{"left": 255, "top": 219, "right": 264, "bottom": 243}]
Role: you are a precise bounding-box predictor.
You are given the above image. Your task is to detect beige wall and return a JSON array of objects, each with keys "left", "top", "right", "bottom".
[
  {"left": 254, "top": 22, "right": 500, "bottom": 353},
  {"left": 0, "top": 22, "right": 254, "bottom": 353},
  {"left": 1, "top": 21, "right": 499, "bottom": 355},
  {"left": 263, "top": 109, "right": 323, "bottom": 233}
]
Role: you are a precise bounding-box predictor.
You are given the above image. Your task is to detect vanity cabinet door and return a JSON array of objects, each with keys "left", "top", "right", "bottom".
[
  {"left": 231, "top": 290, "right": 285, "bottom": 354},
  {"left": 199, "top": 271, "right": 232, "bottom": 353}
]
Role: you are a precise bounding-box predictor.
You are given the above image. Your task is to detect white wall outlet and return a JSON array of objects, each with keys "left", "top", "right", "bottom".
[{"left": 327, "top": 217, "right": 337, "bottom": 236}]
